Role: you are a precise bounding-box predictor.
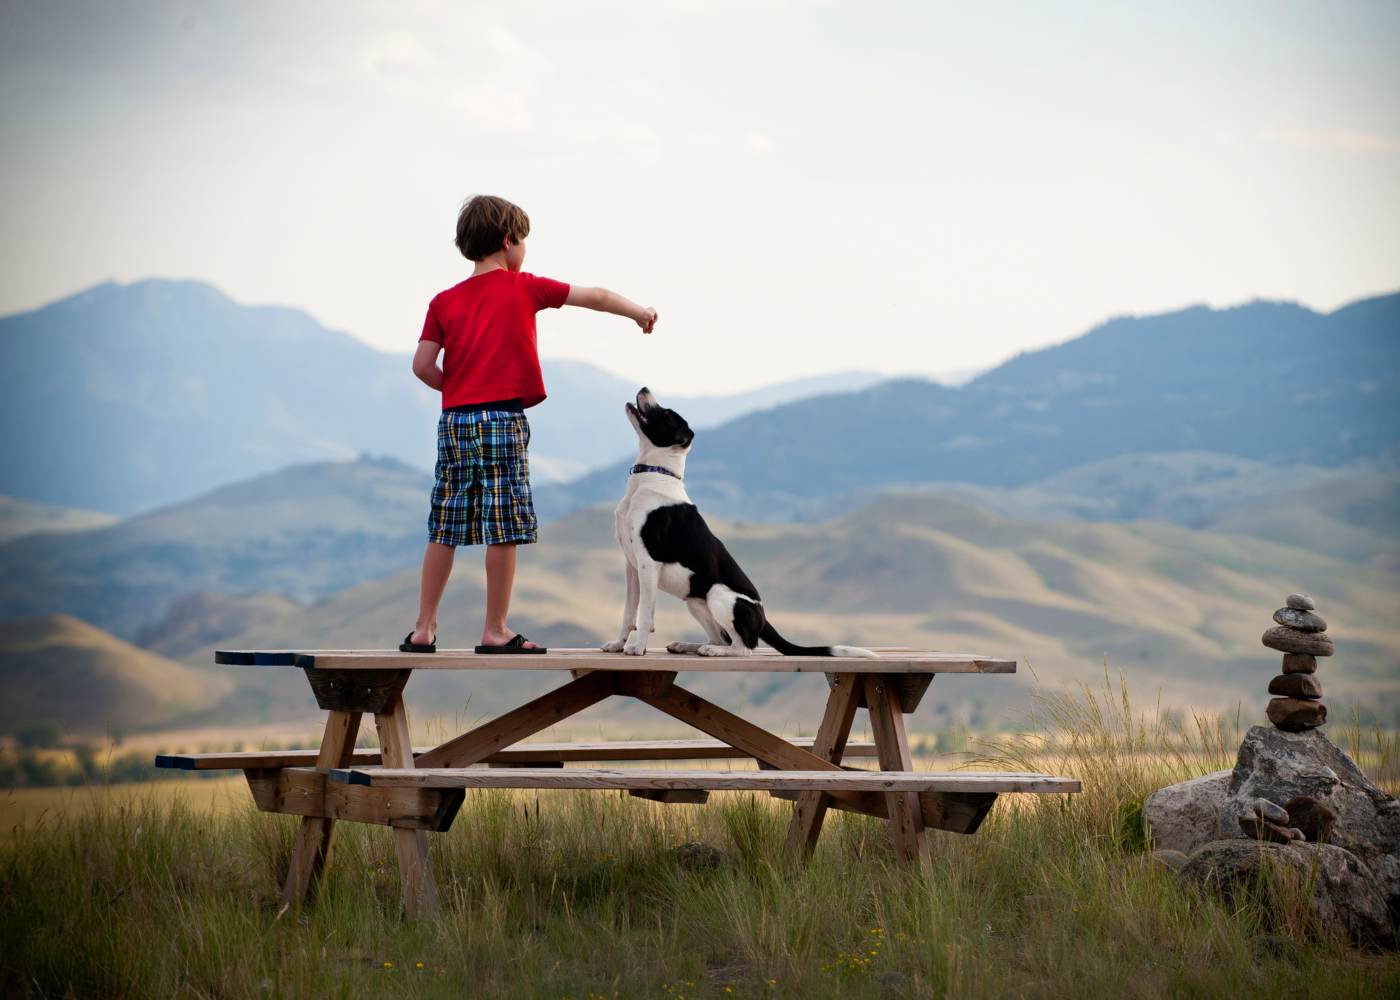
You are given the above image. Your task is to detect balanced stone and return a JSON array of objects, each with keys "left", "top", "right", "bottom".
[
  {"left": 1285, "top": 593, "right": 1316, "bottom": 611},
  {"left": 1268, "top": 673, "right": 1323, "bottom": 699},
  {"left": 1266, "top": 697, "right": 1327, "bottom": 732},
  {"left": 1252, "top": 798, "right": 1290, "bottom": 825},
  {"left": 1238, "top": 814, "right": 1303, "bottom": 843},
  {"left": 1261, "top": 626, "right": 1334, "bottom": 657},
  {"left": 1283, "top": 795, "right": 1336, "bottom": 844},
  {"left": 1272, "top": 607, "right": 1328, "bottom": 632},
  {"left": 1281, "top": 653, "right": 1318, "bottom": 675}
]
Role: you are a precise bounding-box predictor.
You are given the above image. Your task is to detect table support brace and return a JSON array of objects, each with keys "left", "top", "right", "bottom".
[{"left": 281, "top": 709, "right": 363, "bottom": 906}]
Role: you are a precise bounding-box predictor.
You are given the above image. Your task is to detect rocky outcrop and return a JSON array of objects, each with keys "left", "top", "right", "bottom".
[
  {"left": 1222, "top": 725, "right": 1400, "bottom": 923},
  {"left": 1149, "top": 594, "right": 1397, "bottom": 948},
  {"left": 1180, "top": 839, "right": 1395, "bottom": 949},
  {"left": 1144, "top": 770, "right": 1232, "bottom": 855}
]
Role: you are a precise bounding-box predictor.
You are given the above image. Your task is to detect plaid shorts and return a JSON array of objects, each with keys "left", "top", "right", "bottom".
[{"left": 427, "top": 410, "right": 537, "bottom": 547}]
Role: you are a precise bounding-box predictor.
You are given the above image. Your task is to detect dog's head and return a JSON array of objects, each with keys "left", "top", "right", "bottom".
[{"left": 626, "top": 387, "right": 694, "bottom": 451}]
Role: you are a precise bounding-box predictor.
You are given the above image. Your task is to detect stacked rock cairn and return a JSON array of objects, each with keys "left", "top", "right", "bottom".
[
  {"left": 1260, "top": 592, "right": 1333, "bottom": 733},
  {"left": 1237, "top": 593, "right": 1339, "bottom": 844}
]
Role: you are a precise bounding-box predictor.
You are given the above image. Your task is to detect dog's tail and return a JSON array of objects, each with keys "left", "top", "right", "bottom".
[{"left": 760, "top": 621, "right": 878, "bottom": 659}]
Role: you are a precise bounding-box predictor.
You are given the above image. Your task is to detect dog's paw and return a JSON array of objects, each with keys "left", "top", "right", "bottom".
[
  {"left": 623, "top": 638, "right": 648, "bottom": 656},
  {"left": 696, "top": 643, "right": 731, "bottom": 657},
  {"left": 601, "top": 640, "right": 626, "bottom": 653},
  {"left": 666, "top": 641, "right": 702, "bottom": 655}
]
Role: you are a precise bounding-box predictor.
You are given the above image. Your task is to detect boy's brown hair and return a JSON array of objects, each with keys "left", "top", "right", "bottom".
[{"left": 455, "top": 195, "right": 531, "bottom": 261}]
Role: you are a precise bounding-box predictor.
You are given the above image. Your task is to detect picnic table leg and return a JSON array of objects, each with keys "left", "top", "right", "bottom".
[
  {"left": 281, "top": 709, "right": 363, "bottom": 905},
  {"left": 375, "top": 692, "right": 440, "bottom": 918},
  {"left": 784, "top": 672, "right": 860, "bottom": 861},
  {"left": 863, "top": 673, "right": 932, "bottom": 872}
]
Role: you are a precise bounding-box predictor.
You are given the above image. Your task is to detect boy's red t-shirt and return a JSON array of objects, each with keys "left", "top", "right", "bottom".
[{"left": 419, "top": 269, "right": 570, "bottom": 409}]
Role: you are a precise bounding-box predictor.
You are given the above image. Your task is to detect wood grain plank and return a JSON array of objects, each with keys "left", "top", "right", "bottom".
[
  {"left": 769, "top": 787, "right": 1002, "bottom": 833},
  {"left": 283, "top": 649, "right": 1016, "bottom": 673},
  {"left": 280, "top": 709, "right": 361, "bottom": 906},
  {"left": 623, "top": 679, "right": 886, "bottom": 815},
  {"left": 413, "top": 670, "right": 619, "bottom": 769},
  {"left": 245, "top": 767, "right": 462, "bottom": 830},
  {"left": 375, "top": 694, "right": 439, "bottom": 919},
  {"left": 156, "top": 738, "right": 884, "bottom": 771},
  {"left": 784, "top": 671, "right": 860, "bottom": 860},
  {"left": 864, "top": 674, "right": 931, "bottom": 871}
]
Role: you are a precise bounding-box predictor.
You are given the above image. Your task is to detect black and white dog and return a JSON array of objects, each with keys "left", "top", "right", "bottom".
[{"left": 603, "top": 388, "right": 876, "bottom": 659}]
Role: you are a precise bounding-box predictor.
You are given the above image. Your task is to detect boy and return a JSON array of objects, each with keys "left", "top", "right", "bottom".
[{"left": 402, "top": 194, "right": 657, "bottom": 654}]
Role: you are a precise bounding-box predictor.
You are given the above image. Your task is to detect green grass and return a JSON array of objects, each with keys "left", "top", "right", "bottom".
[{"left": 2, "top": 682, "right": 1398, "bottom": 998}]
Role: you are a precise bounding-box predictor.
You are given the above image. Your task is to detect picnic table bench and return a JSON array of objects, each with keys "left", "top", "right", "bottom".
[{"left": 157, "top": 646, "right": 1079, "bottom": 917}]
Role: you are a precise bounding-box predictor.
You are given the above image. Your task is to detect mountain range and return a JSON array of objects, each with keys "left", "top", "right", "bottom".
[
  {"left": 2, "top": 280, "right": 1396, "bottom": 737},
  {"left": 0, "top": 279, "right": 885, "bottom": 515},
  {"left": 23, "top": 484, "right": 1395, "bottom": 735},
  {"left": 0, "top": 457, "right": 431, "bottom": 637},
  {"left": 538, "top": 293, "right": 1400, "bottom": 521}
]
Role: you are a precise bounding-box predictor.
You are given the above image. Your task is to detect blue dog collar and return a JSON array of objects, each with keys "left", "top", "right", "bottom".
[{"left": 630, "top": 464, "right": 682, "bottom": 481}]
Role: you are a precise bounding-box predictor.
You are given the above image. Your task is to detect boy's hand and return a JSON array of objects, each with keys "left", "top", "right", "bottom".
[{"left": 637, "top": 307, "right": 657, "bottom": 334}]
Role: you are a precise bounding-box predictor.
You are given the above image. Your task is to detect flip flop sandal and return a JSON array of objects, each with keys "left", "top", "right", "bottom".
[
  {"left": 474, "top": 633, "right": 547, "bottom": 654},
  {"left": 399, "top": 631, "right": 437, "bottom": 653}
]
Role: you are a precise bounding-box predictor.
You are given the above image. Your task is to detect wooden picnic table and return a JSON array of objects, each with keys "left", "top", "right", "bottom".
[{"left": 158, "top": 647, "right": 1079, "bottom": 918}]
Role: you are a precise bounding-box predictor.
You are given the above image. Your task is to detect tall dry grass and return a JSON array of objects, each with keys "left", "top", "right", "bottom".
[{"left": 2, "top": 678, "right": 1397, "bottom": 998}]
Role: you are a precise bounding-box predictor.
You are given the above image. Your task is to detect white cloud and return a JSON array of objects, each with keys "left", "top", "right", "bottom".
[
  {"left": 364, "top": 31, "right": 442, "bottom": 79},
  {"left": 747, "top": 132, "right": 776, "bottom": 156},
  {"left": 1258, "top": 126, "right": 1398, "bottom": 154},
  {"left": 555, "top": 108, "right": 666, "bottom": 164}
]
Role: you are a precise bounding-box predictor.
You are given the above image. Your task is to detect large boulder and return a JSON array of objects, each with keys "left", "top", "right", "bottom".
[
  {"left": 1144, "top": 769, "right": 1233, "bottom": 855},
  {"left": 1221, "top": 725, "right": 1400, "bottom": 923},
  {"left": 1180, "top": 839, "right": 1395, "bottom": 949}
]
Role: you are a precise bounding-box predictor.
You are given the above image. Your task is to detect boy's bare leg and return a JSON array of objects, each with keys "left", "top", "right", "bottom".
[
  {"left": 410, "top": 541, "right": 455, "bottom": 645},
  {"left": 481, "top": 543, "right": 541, "bottom": 648}
]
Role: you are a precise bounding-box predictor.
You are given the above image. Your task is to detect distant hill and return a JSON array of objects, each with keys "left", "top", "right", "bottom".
[
  {"left": 1203, "top": 469, "right": 1400, "bottom": 572},
  {"left": 537, "top": 292, "right": 1400, "bottom": 521},
  {"left": 0, "top": 457, "right": 431, "bottom": 638},
  {"left": 0, "top": 496, "right": 117, "bottom": 544},
  {"left": 133, "top": 591, "right": 303, "bottom": 661},
  {"left": 0, "top": 280, "right": 441, "bottom": 515},
  {"left": 0, "top": 278, "right": 889, "bottom": 513},
  {"left": 785, "top": 455, "right": 1400, "bottom": 571},
  {"left": 0, "top": 614, "right": 231, "bottom": 735},
  {"left": 8, "top": 444, "right": 1397, "bottom": 659},
  {"left": 2, "top": 459, "right": 1394, "bottom": 733},
  {"left": 184, "top": 492, "right": 1400, "bottom": 732},
  {"left": 527, "top": 361, "right": 886, "bottom": 481}
]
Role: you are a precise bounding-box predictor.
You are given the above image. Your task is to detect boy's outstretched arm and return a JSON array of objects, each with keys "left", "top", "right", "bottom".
[
  {"left": 565, "top": 286, "right": 657, "bottom": 333},
  {"left": 412, "top": 340, "right": 444, "bottom": 390}
]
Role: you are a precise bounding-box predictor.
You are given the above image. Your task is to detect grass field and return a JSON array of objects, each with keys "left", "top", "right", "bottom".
[
  {"left": 0, "top": 775, "right": 250, "bottom": 837},
  {"left": 2, "top": 684, "right": 1398, "bottom": 998}
]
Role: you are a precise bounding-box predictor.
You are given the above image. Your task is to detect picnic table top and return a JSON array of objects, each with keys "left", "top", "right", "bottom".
[{"left": 215, "top": 647, "right": 1017, "bottom": 673}]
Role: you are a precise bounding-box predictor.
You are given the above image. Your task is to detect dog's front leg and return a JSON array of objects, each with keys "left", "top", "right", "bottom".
[
  {"left": 601, "top": 560, "right": 641, "bottom": 653},
  {"left": 623, "top": 558, "right": 660, "bottom": 656}
]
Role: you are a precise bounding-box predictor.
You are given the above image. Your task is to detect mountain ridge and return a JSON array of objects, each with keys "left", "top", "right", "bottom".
[
  {"left": 537, "top": 290, "right": 1400, "bottom": 521},
  {"left": 0, "top": 277, "right": 895, "bottom": 512}
]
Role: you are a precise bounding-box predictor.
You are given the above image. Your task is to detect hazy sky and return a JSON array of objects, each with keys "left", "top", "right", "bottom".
[{"left": 2, "top": 0, "right": 1397, "bottom": 392}]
